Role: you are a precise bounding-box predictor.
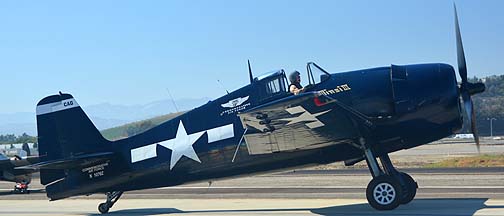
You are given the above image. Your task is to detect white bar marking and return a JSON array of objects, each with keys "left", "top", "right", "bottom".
[
  {"left": 207, "top": 124, "right": 234, "bottom": 143},
  {"left": 131, "top": 143, "right": 157, "bottom": 163},
  {"left": 130, "top": 123, "right": 235, "bottom": 163},
  {"left": 36, "top": 98, "right": 79, "bottom": 115}
]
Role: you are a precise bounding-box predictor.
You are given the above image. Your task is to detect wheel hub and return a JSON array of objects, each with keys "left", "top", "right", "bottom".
[{"left": 373, "top": 182, "right": 396, "bottom": 205}]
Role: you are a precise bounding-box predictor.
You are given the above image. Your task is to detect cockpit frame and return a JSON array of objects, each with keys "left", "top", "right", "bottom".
[
  {"left": 306, "top": 62, "right": 331, "bottom": 86},
  {"left": 255, "top": 70, "right": 289, "bottom": 103}
]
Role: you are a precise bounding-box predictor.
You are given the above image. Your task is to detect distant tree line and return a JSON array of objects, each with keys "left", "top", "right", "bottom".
[
  {"left": 468, "top": 75, "right": 504, "bottom": 135},
  {"left": 0, "top": 133, "right": 37, "bottom": 144},
  {"left": 125, "top": 120, "right": 155, "bottom": 137},
  {"left": 471, "top": 75, "right": 504, "bottom": 119},
  {"left": 101, "top": 112, "right": 184, "bottom": 140}
]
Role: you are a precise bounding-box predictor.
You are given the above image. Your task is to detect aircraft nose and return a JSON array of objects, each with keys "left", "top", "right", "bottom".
[
  {"left": 393, "top": 63, "right": 458, "bottom": 104},
  {"left": 390, "top": 63, "right": 464, "bottom": 140},
  {"left": 391, "top": 63, "right": 461, "bottom": 122}
]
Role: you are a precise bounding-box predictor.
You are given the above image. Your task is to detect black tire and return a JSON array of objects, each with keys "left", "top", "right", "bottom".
[
  {"left": 98, "top": 203, "right": 109, "bottom": 214},
  {"left": 366, "top": 175, "right": 403, "bottom": 210},
  {"left": 399, "top": 172, "right": 417, "bottom": 204}
]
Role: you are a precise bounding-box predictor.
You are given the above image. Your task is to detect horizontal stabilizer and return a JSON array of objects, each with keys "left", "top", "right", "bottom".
[
  {"left": 0, "top": 153, "right": 8, "bottom": 161},
  {"left": 17, "top": 152, "right": 114, "bottom": 170}
]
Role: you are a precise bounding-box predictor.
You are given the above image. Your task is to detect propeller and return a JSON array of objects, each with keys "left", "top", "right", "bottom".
[{"left": 454, "top": 4, "right": 486, "bottom": 152}]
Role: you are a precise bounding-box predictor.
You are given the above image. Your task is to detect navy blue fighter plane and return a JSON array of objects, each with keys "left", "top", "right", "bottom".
[
  {"left": 26, "top": 6, "right": 485, "bottom": 213},
  {"left": 0, "top": 145, "right": 39, "bottom": 193}
]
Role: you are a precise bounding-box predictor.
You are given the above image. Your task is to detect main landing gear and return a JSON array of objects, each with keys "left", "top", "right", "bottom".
[
  {"left": 98, "top": 191, "right": 123, "bottom": 214},
  {"left": 12, "top": 182, "right": 30, "bottom": 194},
  {"left": 363, "top": 148, "right": 418, "bottom": 210}
]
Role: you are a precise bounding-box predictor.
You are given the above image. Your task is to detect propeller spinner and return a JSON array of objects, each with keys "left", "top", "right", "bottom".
[{"left": 454, "top": 4, "right": 486, "bottom": 152}]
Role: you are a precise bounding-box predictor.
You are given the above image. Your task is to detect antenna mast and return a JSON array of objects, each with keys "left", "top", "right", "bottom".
[
  {"left": 165, "top": 88, "right": 179, "bottom": 113},
  {"left": 248, "top": 59, "right": 254, "bottom": 83},
  {"left": 217, "top": 80, "right": 230, "bottom": 94}
]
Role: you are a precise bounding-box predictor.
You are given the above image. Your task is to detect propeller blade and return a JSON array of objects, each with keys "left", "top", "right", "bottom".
[
  {"left": 471, "top": 104, "right": 481, "bottom": 153},
  {"left": 462, "top": 91, "right": 480, "bottom": 153},
  {"left": 455, "top": 4, "right": 481, "bottom": 152},
  {"left": 454, "top": 3, "right": 468, "bottom": 84},
  {"left": 461, "top": 92, "right": 472, "bottom": 123},
  {"left": 461, "top": 92, "right": 480, "bottom": 153}
]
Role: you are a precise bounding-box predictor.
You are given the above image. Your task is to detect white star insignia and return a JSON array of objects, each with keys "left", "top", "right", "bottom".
[
  {"left": 281, "top": 106, "right": 331, "bottom": 129},
  {"left": 159, "top": 121, "right": 205, "bottom": 170}
]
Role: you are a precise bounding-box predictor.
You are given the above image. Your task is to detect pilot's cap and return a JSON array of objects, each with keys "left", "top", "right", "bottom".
[{"left": 289, "top": 71, "right": 301, "bottom": 83}]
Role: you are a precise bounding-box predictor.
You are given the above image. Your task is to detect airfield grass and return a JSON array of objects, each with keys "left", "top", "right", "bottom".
[{"left": 424, "top": 154, "right": 504, "bottom": 168}]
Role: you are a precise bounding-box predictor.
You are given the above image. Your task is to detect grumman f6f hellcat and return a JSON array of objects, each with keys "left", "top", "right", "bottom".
[{"left": 25, "top": 5, "right": 485, "bottom": 213}]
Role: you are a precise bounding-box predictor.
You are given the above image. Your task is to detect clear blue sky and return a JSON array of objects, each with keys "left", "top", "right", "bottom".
[{"left": 1, "top": 0, "right": 502, "bottom": 113}]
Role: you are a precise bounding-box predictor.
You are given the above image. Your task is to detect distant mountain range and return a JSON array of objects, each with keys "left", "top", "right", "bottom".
[{"left": 0, "top": 97, "right": 210, "bottom": 136}]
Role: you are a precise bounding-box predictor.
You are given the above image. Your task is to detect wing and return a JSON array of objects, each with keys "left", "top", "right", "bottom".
[
  {"left": 0, "top": 154, "right": 39, "bottom": 181},
  {"left": 238, "top": 92, "right": 372, "bottom": 155},
  {"left": 0, "top": 153, "right": 13, "bottom": 171}
]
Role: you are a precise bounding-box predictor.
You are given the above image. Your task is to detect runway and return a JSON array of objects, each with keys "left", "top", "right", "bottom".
[
  {"left": 1, "top": 167, "right": 503, "bottom": 215},
  {"left": 1, "top": 198, "right": 504, "bottom": 216}
]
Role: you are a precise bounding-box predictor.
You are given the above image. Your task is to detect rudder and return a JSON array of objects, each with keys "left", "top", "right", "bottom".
[{"left": 36, "top": 93, "right": 110, "bottom": 185}]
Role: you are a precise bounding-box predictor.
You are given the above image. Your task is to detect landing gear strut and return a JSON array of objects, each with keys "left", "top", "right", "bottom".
[
  {"left": 98, "top": 191, "right": 123, "bottom": 214},
  {"left": 363, "top": 148, "right": 418, "bottom": 210}
]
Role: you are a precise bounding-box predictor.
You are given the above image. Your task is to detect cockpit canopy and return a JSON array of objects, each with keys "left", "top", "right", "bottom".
[
  {"left": 252, "top": 62, "right": 331, "bottom": 104},
  {"left": 254, "top": 70, "right": 288, "bottom": 103}
]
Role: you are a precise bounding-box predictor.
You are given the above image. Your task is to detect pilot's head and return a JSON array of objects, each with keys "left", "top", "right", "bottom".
[{"left": 289, "top": 71, "right": 301, "bottom": 84}]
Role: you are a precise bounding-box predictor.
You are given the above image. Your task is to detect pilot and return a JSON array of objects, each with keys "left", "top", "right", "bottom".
[{"left": 289, "top": 71, "right": 305, "bottom": 95}]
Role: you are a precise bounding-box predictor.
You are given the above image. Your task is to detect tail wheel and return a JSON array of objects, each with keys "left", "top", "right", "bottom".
[
  {"left": 366, "top": 175, "right": 403, "bottom": 210},
  {"left": 399, "top": 172, "right": 417, "bottom": 204},
  {"left": 98, "top": 203, "right": 110, "bottom": 214}
]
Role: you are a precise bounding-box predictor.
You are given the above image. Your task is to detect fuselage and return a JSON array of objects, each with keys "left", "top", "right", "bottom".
[{"left": 51, "top": 63, "right": 463, "bottom": 198}]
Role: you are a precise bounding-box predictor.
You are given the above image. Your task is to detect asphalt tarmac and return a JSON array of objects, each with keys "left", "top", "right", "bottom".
[
  {"left": 1, "top": 167, "right": 503, "bottom": 215},
  {"left": 1, "top": 198, "right": 504, "bottom": 216}
]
